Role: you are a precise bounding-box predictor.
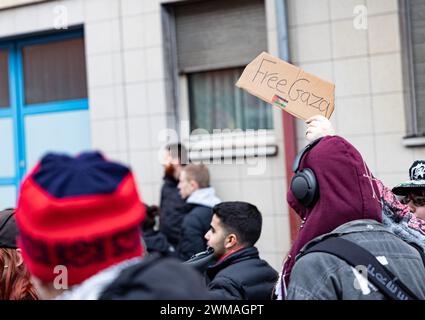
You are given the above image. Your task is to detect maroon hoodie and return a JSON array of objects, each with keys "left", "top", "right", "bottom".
[{"left": 281, "top": 136, "right": 382, "bottom": 293}]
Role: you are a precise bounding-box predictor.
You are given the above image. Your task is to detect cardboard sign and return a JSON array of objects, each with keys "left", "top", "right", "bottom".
[{"left": 236, "top": 52, "right": 335, "bottom": 120}]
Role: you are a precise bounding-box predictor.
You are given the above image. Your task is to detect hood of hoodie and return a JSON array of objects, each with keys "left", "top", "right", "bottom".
[
  {"left": 282, "top": 136, "right": 382, "bottom": 289},
  {"left": 186, "top": 187, "right": 221, "bottom": 208}
]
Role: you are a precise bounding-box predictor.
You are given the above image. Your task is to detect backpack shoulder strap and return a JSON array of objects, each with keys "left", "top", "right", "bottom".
[{"left": 301, "top": 237, "right": 419, "bottom": 300}]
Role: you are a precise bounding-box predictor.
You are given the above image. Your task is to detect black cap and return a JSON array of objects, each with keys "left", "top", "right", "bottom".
[
  {"left": 392, "top": 160, "right": 425, "bottom": 195},
  {"left": 0, "top": 209, "right": 18, "bottom": 249}
]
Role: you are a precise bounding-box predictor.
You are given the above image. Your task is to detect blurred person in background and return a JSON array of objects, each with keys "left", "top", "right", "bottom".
[
  {"left": 0, "top": 208, "right": 38, "bottom": 300},
  {"left": 159, "top": 143, "right": 188, "bottom": 249},
  {"left": 141, "top": 205, "right": 176, "bottom": 257},
  {"left": 178, "top": 164, "right": 221, "bottom": 261}
]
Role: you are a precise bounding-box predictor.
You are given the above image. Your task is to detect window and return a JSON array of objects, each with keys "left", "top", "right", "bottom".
[
  {"left": 168, "top": 0, "right": 272, "bottom": 134},
  {"left": 0, "top": 30, "right": 90, "bottom": 207},
  {"left": 188, "top": 67, "right": 272, "bottom": 132},
  {"left": 22, "top": 37, "right": 88, "bottom": 105},
  {"left": 400, "top": 0, "right": 425, "bottom": 140},
  {"left": 0, "top": 49, "right": 10, "bottom": 108}
]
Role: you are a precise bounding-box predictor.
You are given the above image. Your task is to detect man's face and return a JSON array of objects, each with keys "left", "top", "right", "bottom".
[
  {"left": 204, "top": 214, "right": 228, "bottom": 259},
  {"left": 178, "top": 171, "right": 195, "bottom": 199},
  {"left": 405, "top": 191, "right": 425, "bottom": 221}
]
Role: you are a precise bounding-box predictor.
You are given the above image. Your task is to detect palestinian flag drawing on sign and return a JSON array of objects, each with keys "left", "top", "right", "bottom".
[{"left": 272, "top": 94, "right": 288, "bottom": 109}]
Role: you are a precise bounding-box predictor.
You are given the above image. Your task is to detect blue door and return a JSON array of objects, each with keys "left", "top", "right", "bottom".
[{"left": 0, "top": 30, "right": 90, "bottom": 208}]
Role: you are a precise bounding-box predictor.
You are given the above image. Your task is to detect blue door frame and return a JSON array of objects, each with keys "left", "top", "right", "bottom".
[{"left": 0, "top": 29, "right": 89, "bottom": 202}]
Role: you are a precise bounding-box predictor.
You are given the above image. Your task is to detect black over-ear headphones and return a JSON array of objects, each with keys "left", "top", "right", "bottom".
[{"left": 290, "top": 138, "right": 323, "bottom": 208}]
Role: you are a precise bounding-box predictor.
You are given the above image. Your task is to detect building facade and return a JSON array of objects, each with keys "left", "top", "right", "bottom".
[{"left": 0, "top": 0, "right": 424, "bottom": 271}]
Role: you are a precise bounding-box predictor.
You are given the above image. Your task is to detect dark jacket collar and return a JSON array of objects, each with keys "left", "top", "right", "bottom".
[{"left": 207, "top": 247, "right": 258, "bottom": 279}]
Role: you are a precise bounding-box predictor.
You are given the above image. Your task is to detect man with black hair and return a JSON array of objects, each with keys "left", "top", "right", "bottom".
[{"left": 204, "top": 201, "right": 278, "bottom": 300}]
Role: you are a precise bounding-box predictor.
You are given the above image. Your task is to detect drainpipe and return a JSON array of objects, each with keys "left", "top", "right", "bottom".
[{"left": 275, "top": 0, "right": 300, "bottom": 242}]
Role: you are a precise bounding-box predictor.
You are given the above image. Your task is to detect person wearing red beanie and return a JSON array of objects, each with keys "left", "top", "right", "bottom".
[{"left": 15, "top": 151, "right": 211, "bottom": 300}]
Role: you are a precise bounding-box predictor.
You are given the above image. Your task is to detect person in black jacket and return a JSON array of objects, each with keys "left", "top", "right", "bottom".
[
  {"left": 204, "top": 201, "right": 278, "bottom": 300},
  {"left": 141, "top": 205, "right": 177, "bottom": 257},
  {"left": 177, "top": 164, "right": 221, "bottom": 261},
  {"left": 159, "top": 143, "right": 188, "bottom": 248}
]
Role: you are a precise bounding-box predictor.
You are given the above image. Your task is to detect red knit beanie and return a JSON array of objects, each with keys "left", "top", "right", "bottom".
[{"left": 15, "top": 152, "right": 145, "bottom": 286}]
